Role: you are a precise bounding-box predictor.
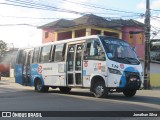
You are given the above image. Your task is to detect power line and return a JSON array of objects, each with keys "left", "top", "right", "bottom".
[
  {"left": 0, "top": 23, "right": 37, "bottom": 27},
  {"left": 0, "top": 0, "right": 143, "bottom": 21},
  {"left": 0, "top": 14, "right": 74, "bottom": 20},
  {"left": 60, "top": 0, "right": 143, "bottom": 15},
  {"left": 3, "top": 0, "right": 144, "bottom": 17},
  {"left": 4, "top": 0, "right": 87, "bottom": 15},
  {"left": 2, "top": 0, "right": 160, "bottom": 20},
  {"left": 151, "top": 25, "right": 160, "bottom": 31},
  {"left": 150, "top": 9, "right": 160, "bottom": 12}
]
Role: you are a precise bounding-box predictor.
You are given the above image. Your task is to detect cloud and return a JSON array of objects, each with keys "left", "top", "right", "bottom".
[
  {"left": 57, "top": 0, "right": 94, "bottom": 18},
  {"left": 151, "top": 0, "right": 160, "bottom": 9},
  {"left": 137, "top": 0, "right": 160, "bottom": 10},
  {"left": 136, "top": 0, "right": 145, "bottom": 10},
  {"left": 0, "top": 1, "right": 42, "bottom": 48}
]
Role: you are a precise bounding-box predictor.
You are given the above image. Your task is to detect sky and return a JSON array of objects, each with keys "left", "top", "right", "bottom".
[{"left": 0, "top": 0, "right": 160, "bottom": 48}]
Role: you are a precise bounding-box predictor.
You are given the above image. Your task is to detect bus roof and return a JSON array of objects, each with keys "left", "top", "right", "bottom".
[
  {"left": 36, "top": 35, "right": 100, "bottom": 47},
  {"left": 19, "top": 35, "right": 128, "bottom": 50},
  {"left": 34, "top": 35, "right": 128, "bottom": 48}
]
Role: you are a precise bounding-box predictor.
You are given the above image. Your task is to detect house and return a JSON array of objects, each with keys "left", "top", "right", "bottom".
[{"left": 38, "top": 14, "right": 145, "bottom": 59}]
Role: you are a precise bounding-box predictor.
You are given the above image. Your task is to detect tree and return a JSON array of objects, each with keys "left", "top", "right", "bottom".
[{"left": 0, "top": 40, "right": 7, "bottom": 56}]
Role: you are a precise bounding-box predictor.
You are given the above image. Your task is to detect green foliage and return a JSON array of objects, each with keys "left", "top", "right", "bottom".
[{"left": 0, "top": 40, "right": 7, "bottom": 55}]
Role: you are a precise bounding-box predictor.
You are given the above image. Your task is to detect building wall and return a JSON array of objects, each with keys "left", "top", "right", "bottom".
[
  {"left": 42, "top": 26, "right": 122, "bottom": 43},
  {"left": 41, "top": 26, "right": 144, "bottom": 59},
  {"left": 42, "top": 29, "right": 55, "bottom": 43},
  {"left": 122, "top": 27, "right": 145, "bottom": 59},
  {"left": 58, "top": 31, "right": 72, "bottom": 40},
  {"left": 75, "top": 29, "right": 86, "bottom": 37}
]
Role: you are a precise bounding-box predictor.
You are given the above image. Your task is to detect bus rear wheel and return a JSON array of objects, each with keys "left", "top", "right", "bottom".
[
  {"left": 123, "top": 89, "right": 136, "bottom": 97},
  {"left": 59, "top": 87, "right": 71, "bottom": 94},
  {"left": 35, "top": 79, "right": 49, "bottom": 92},
  {"left": 93, "top": 81, "right": 107, "bottom": 98}
]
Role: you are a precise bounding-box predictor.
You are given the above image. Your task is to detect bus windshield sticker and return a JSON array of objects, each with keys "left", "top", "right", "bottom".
[
  {"left": 69, "top": 47, "right": 74, "bottom": 52},
  {"left": 77, "top": 45, "right": 82, "bottom": 50},
  {"left": 119, "top": 42, "right": 129, "bottom": 47},
  {"left": 105, "top": 40, "right": 129, "bottom": 47},
  {"left": 69, "top": 61, "right": 72, "bottom": 65},
  {"left": 77, "top": 61, "right": 81, "bottom": 66}
]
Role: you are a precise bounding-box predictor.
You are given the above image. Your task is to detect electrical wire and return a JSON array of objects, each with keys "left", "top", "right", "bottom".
[
  {"left": 60, "top": 0, "right": 143, "bottom": 15},
  {"left": 3, "top": 0, "right": 86, "bottom": 15},
  {"left": 0, "top": 14, "right": 74, "bottom": 20}
]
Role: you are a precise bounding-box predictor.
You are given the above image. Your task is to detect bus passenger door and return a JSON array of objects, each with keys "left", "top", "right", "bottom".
[
  {"left": 14, "top": 49, "right": 24, "bottom": 85},
  {"left": 23, "top": 50, "right": 33, "bottom": 86},
  {"left": 67, "top": 43, "right": 84, "bottom": 86}
]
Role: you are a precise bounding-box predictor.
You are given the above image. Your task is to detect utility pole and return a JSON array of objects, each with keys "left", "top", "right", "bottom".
[{"left": 144, "top": 0, "right": 151, "bottom": 89}]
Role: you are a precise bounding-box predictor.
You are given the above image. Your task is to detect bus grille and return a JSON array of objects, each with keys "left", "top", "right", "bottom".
[{"left": 125, "top": 72, "right": 141, "bottom": 89}]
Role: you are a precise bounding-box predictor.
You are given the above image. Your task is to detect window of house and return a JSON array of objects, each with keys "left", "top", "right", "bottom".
[
  {"left": 137, "top": 33, "right": 143, "bottom": 44},
  {"left": 32, "top": 47, "right": 40, "bottom": 63},
  {"left": 129, "top": 34, "right": 134, "bottom": 44},
  {"left": 40, "top": 45, "right": 51, "bottom": 63},
  {"left": 54, "top": 44, "right": 66, "bottom": 62},
  {"left": 45, "top": 32, "right": 49, "bottom": 39},
  {"left": 84, "top": 39, "right": 105, "bottom": 60}
]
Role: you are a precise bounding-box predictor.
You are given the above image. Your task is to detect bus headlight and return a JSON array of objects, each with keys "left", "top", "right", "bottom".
[{"left": 108, "top": 68, "right": 121, "bottom": 75}]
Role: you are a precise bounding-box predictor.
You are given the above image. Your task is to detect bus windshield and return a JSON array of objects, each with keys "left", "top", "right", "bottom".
[{"left": 100, "top": 36, "right": 140, "bottom": 65}]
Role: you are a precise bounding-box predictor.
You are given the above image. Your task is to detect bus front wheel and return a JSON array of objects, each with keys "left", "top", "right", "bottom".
[
  {"left": 93, "top": 81, "right": 107, "bottom": 98},
  {"left": 123, "top": 89, "right": 136, "bottom": 97},
  {"left": 59, "top": 87, "right": 71, "bottom": 94},
  {"left": 35, "top": 79, "right": 49, "bottom": 92}
]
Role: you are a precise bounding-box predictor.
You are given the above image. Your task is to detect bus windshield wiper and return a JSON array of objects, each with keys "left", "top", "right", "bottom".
[
  {"left": 117, "top": 57, "right": 132, "bottom": 63},
  {"left": 125, "top": 57, "right": 140, "bottom": 64}
]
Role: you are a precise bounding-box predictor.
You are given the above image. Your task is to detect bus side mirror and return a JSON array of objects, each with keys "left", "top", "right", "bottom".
[{"left": 107, "top": 53, "right": 113, "bottom": 59}]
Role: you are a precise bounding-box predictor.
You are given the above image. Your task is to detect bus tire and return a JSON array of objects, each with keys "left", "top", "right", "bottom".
[
  {"left": 35, "top": 79, "right": 49, "bottom": 92},
  {"left": 59, "top": 87, "right": 71, "bottom": 94},
  {"left": 123, "top": 89, "right": 136, "bottom": 97},
  {"left": 93, "top": 81, "right": 107, "bottom": 98}
]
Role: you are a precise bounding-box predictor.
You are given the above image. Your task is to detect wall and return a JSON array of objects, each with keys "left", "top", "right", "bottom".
[
  {"left": 58, "top": 31, "right": 72, "bottom": 40},
  {"left": 42, "top": 29, "right": 55, "bottom": 43},
  {"left": 75, "top": 29, "right": 86, "bottom": 37},
  {"left": 41, "top": 26, "right": 145, "bottom": 59},
  {"left": 122, "top": 27, "right": 145, "bottom": 59}
]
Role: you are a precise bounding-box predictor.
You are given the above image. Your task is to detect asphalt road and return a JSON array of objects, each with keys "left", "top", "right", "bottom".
[{"left": 0, "top": 78, "right": 160, "bottom": 120}]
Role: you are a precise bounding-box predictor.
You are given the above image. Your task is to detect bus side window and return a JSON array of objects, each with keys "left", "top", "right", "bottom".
[
  {"left": 23, "top": 52, "right": 27, "bottom": 65},
  {"left": 39, "top": 45, "right": 51, "bottom": 63},
  {"left": 17, "top": 50, "right": 24, "bottom": 64},
  {"left": 54, "top": 44, "right": 66, "bottom": 62},
  {"left": 84, "top": 39, "right": 105, "bottom": 60},
  {"left": 51, "top": 45, "right": 55, "bottom": 62},
  {"left": 30, "top": 50, "right": 34, "bottom": 64},
  {"left": 32, "top": 47, "right": 40, "bottom": 63}
]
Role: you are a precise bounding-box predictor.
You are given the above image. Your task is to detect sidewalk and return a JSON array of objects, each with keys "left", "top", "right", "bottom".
[{"left": 0, "top": 77, "right": 15, "bottom": 81}]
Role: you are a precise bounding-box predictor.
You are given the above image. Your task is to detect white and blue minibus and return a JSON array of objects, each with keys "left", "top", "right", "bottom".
[{"left": 14, "top": 35, "right": 144, "bottom": 98}]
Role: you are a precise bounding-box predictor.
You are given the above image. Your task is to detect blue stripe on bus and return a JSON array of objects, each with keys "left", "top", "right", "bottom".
[
  {"left": 30, "top": 64, "right": 44, "bottom": 86},
  {"left": 119, "top": 67, "right": 140, "bottom": 87}
]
